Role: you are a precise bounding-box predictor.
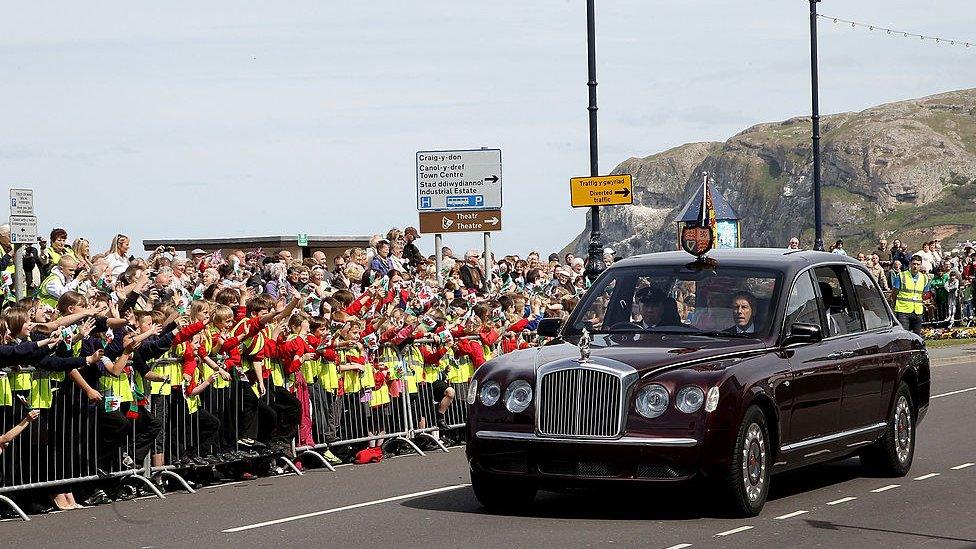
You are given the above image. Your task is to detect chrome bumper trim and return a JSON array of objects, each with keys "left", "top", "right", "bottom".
[{"left": 475, "top": 430, "right": 699, "bottom": 447}]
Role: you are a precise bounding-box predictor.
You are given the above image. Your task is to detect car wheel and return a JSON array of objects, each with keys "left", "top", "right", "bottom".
[
  {"left": 861, "top": 382, "right": 915, "bottom": 477},
  {"left": 722, "top": 405, "right": 770, "bottom": 517},
  {"left": 470, "top": 469, "right": 537, "bottom": 511}
]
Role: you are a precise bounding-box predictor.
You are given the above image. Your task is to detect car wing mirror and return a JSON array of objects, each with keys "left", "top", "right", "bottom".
[
  {"left": 785, "top": 323, "right": 823, "bottom": 345},
  {"left": 536, "top": 318, "right": 563, "bottom": 338}
]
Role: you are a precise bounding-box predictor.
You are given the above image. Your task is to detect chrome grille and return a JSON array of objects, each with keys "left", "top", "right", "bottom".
[{"left": 538, "top": 367, "right": 622, "bottom": 438}]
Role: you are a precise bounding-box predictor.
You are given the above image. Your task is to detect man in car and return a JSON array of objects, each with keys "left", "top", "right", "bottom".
[
  {"left": 726, "top": 291, "right": 758, "bottom": 334},
  {"left": 634, "top": 287, "right": 683, "bottom": 328}
]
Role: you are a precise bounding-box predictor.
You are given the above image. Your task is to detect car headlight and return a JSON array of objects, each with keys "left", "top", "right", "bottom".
[
  {"left": 466, "top": 378, "right": 478, "bottom": 405},
  {"left": 675, "top": 386, "right": 705, "bottom": 413},
  {"left": 635, "top": 384, "right": 669, "bottom": 418},
  {"left": 705, "top": 386, "right": 720, "bottom": 413},
  {"left": 479, "top": 380, "right": 501, "bottom": 406},
  {"left": 504, "top": 380, "right": 533, "bottom": 413}
]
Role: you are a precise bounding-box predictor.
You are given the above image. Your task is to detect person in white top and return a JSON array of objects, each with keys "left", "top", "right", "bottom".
[
  {"left": 104, "top": 233, "right": 131, "bottom": 276},
  {"left": 787, "top": 237, "right": 801, "bottom": 250},
  {"left": 830, "top": 239, "right": 847, "bottom": 256},
  {"left": 915, "top": 242, "right": 934, "bottom": 273},
  {"left": 41, "top": 256, "right": 83, "bottom": 302}
]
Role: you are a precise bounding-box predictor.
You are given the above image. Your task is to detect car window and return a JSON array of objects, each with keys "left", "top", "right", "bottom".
[
  {"left": 848, "top": 267, "right": 892, "bottom": 330},
  {"left": 579, "top": 278, "right": 615, "bottom": 327},
  {"left": 813, "top": 266, "right": 864, "bottom": 336},
  {"left": 784, "top": 271, "right": 822, "bottom": 329},
  {"left": 568, "top": 265, "right": 780, "bottom": 337}
]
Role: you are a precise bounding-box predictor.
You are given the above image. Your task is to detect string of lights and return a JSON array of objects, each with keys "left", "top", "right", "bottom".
[{"left": 818, "top": 14, "right": 973, "bottom": 49}]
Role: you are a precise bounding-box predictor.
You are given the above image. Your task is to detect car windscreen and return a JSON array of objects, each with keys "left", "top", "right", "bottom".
[{"left": 566, "top": 264, "right": 782, "bottom": 339}]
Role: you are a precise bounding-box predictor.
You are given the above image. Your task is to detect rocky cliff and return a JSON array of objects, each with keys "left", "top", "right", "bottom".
[{"left": 568, "top": 88, "right": 976, "bottom": 257}]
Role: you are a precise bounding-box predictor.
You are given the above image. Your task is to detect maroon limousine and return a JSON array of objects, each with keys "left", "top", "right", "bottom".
[{"left": 465, "top": 249, "right": 929, "bottom": 516}]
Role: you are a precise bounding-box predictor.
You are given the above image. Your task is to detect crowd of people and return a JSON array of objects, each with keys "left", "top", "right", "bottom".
[
  {"left": 788, "top": 236, "right": 976, "bottom": 331},
  {"left": 0, "top": 223, "right": 604, "bottom": 514}
]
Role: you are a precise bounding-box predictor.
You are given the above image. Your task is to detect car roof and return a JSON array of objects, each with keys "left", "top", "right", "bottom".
[{"left": 610, "top": 248, "right": 860, "bottom": 273}]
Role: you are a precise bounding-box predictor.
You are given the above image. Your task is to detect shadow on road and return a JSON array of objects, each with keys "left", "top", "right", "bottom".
[
  {"left": 403, "top": 456, "right": 874, "bottom": 520},
  {"left": 805, "top": 519, "right": 976, "bottom": 544}
]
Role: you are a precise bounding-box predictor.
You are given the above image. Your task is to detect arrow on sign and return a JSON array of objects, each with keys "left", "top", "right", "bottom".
[
  {"left": 614, "top": 188, "right": 631, "bottom": 198},
  {"left": 484, "top": 217, "right": 499, "bottom": 226},
  {"left": 484, "top": 175, "right": 499, "bottom": 184}
]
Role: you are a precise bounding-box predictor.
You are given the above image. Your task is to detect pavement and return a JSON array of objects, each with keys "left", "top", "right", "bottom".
[{"left": 4, "top": 345, "right": 975, "bottom": 549}]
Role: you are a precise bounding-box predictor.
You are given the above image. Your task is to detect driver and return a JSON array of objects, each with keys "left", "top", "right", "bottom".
[
  {"left": 726, "top": 291, "right": 758, "bottom": 334},
  {"left": 634, "top": 287, "right": 681, "bottom": 328}
]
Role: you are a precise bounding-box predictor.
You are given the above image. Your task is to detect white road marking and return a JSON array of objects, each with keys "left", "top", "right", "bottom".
[
  {"left": 222, "top": 484, "right": 470, "bottom": 532},
  {"left": 663, "top": 544, "right": 693, "bottom": 549},
  {"left": 774, "top": 510, "right": 808, "bottom": 520},
  {"left": 871, "top": 484, "right": 900, "bottom": 493},
  {"left": 914, "top": 473, "right": 940, "bottom": 481},
  {"left": 950, "top": 463, "right": 974, "bottom": 470},
  {"left": 932, "top": 386, "right": 976, "bottom": 399},
  {"left": 826, "top": 496, "right": 857, "bottom": 505},
  {"left": 715, "top": 526, "right": 753, "bottom": 537}
]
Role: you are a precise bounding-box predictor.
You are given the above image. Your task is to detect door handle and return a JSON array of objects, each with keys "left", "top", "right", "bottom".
[{"left": 826, "top": 350, "right": 854, "bottom": 359}]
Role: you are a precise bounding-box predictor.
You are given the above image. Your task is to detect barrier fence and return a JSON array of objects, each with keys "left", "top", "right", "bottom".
[{"left": 0, "top": 331, "right": 541, "bottom": 521}]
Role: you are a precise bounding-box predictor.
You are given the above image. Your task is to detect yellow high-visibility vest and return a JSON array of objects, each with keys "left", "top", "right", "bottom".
[{"left": 894, "top": 271, "right": 927, "bottom": 315}]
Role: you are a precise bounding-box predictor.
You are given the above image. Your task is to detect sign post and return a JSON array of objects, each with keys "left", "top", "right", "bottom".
[
  {"left": 570, "top": 174, "right": 633, "bottom": 207},
  {"left": 417, "top": 148, "right": 502, "bottom": 289},
  {"left": 9, "top": 189, "right": 35, "bottom": 300}
]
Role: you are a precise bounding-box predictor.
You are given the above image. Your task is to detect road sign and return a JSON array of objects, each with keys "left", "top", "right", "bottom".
[
  {"left": 570, "top": 174, "right": 633, "bottom": 207},
  {"left": 417, "top": 149, "right": 502, "bottom": 211},
  {"left": 297, "top": 233, "right": 309, "bottom": 247},
  {"left": 9, "top": 215, "right": 37, "bottom": 244},
  {"left": 419, "top": 210, "right": 502, "bottom": 234},
  {"left": 9, "top": 189, "right": 34, "bottom": 216}
]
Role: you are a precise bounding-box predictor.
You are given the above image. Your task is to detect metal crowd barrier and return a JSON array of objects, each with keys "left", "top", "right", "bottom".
[{"left": 0, "top": 331, "right": 540, "bottom": 521}]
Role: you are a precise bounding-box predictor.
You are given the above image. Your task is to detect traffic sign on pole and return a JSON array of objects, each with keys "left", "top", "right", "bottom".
[
  {"left": 417, "top": 149, "right": 502, "bottom": 211},
  {"left": 570, "top": 174, "right": 633, "bottom": 207},
  {"left": 9, "top": 215, "right": 38, "bottom": 244},
  {"left": 9, "top": 189, "right": 34, "bottom": 216},
  {"left": 419, "top": 210, "right": 502, "bottom": 234}
]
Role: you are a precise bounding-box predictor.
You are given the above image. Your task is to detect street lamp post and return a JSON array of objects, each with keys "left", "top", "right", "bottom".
[
  {"left": 809, "top": 0, "right": 824, "bottom": 251},
  {"left": 584, "top": 0, "right": 604, "bottom": 281}
]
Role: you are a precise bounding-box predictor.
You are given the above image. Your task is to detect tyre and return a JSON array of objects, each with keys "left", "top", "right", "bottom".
[
  {"left": 721, "top": 405, "right": 770, "bottom": 517},
  {"left": 470, "top": 469, "right": 537, "bottom": 511},
  {"left": 861, "top": 382, "right": 915, "bottom": 477}
]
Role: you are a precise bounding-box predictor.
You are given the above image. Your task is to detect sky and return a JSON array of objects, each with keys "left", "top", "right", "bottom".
[{"left": 1, "top": 1, "right": 974, "bottom": 259}]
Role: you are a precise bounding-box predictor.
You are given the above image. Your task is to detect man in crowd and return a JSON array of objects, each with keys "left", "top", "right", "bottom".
[
  {"left": 460, "top": 250, "right": 484, "bottom": 292},
  {"left": 403, "top": 227, "right": 423, "bottom": 271},
  {"left": 891, "top": 255, "right": 930, "bottom": 335}
]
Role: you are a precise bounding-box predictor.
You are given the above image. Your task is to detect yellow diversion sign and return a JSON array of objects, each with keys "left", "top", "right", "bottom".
[{"left": 570, "top": 174, "right": 633, "bottom": 207}]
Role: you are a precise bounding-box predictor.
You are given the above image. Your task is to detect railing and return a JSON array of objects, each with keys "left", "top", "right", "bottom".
[{"left": 0, "top": 331, "right": 541, "bottom": 521}]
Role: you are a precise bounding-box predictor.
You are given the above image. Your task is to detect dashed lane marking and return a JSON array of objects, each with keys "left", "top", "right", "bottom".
[
  {"left": 774, "top": 510, "right": 809, "bottom": 520},
  {"left": 950, "top": 463, "right": 974, "bottom": 470},
  {"left": 914, "top": 473, "right": 941, "bottom": 481},
  {"left": 715, "top": 526, "right": 753, "bottom": 537},
  {"left": 826, "top": 497, "right": 857, "bottom": 505},
  {"left": 871, "top": 484, "right": 900, "bottom": 493},
  {"left": 931, "top": 386, "right": 976, "bottom": 399},
  {"left": 663, "top": 544, "right": 693, "bottom": 549},
  {"left": 222, "top": 484, "right": 470, "bottom": 533}
]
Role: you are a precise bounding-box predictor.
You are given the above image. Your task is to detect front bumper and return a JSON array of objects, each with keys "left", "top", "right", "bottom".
[{"left": 467, "top": 429, "right": 714, "bottom": 484}]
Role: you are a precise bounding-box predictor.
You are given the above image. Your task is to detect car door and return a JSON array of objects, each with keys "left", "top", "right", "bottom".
[
  {"left": 782, "top": 270, "right": 844, "bottom": 445},
  {"left": 812, "top": 265, "right": 877, "bottom": 434},
  {"left": 843, "top": 266, "right": 896, "bottom": 428}
]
